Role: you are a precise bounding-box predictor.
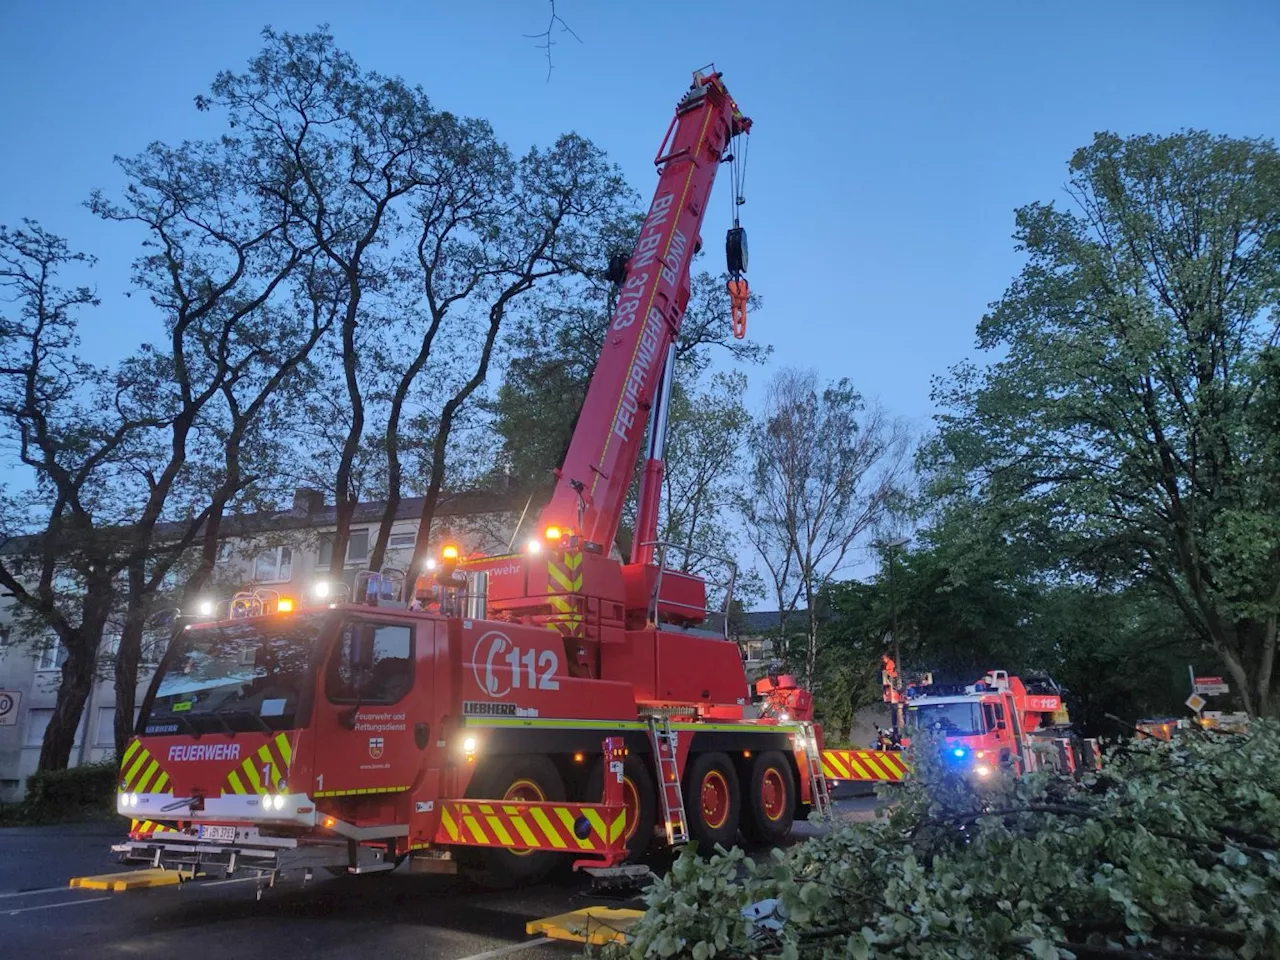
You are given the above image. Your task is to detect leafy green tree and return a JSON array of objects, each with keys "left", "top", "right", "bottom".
[{"left": 928, "top": 131, "right": 1280, "bottom": 716}]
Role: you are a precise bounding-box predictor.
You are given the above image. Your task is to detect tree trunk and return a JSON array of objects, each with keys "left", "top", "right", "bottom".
[
  {"left": 112, "top": 565, "right": 149, "bottom": 759},
  {"left": 37, "top": 639, "right": 95, "bottom": 772}
]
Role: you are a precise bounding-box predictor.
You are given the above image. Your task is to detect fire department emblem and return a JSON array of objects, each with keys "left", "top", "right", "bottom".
[{"left": 368, "top": 737, "right": 384, "bottom": 759}]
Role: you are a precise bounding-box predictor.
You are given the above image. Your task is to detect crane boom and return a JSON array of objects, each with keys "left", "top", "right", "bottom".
[{"left": 537, "top": 69, "right": 751, "bottom": 554}]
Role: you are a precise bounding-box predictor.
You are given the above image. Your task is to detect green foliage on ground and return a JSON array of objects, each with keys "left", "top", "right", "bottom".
[{"left": 618, "top": 724, "right": 1280, "bottom": 959}]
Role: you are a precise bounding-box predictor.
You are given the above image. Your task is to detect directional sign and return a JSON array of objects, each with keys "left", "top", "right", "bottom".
[
  {"left": 1193, "top": 676, "right": 1229, "bottom": 695},
  {"left": 0, "top": 690, "right": 20, "bottom": 726},
  {"left": 1185, "top": 693, "right": 1206, "bottom": 714}
]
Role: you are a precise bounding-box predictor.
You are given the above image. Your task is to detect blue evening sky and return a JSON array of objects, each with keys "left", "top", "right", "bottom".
[{"left": 3, "top": 0, "right": 1278, "bottom": 435}]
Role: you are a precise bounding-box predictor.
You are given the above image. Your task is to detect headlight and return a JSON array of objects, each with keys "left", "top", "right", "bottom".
[
  {"left": 268, "top": 794, "right": 287, "bottom": 811},
  {"left": 462, "top": 736, "right": 478, "bottom": 756},
  {"left": 974, "top": 765, "right": 992, "bottom": 778}
]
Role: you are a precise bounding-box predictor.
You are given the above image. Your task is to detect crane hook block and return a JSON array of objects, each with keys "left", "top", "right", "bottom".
[
  {"left": 726, "top": 226, "right": 748, "bottom": 276},
  {"left": 727, "top": 278, "right": 749, "bottom": 339}
]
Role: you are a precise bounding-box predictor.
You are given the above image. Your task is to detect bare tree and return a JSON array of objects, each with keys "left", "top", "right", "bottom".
[
  {"left": 88, "top": 126, "right": 326, "bottom": 755},
  {"left": 0, "top": 223, "right": 166, "bottom": 770},
  {"left": 740, "top": 368, "right": 910, "bottom": 687},
  {"left": 197, "top": 27, "right": 454, "bottom": 581},
  {"left": 525, "top": 0, "right": 582, "bottom": 82},
  {"left": 406, "top": 134, "right": 632, "bottom": 576}
]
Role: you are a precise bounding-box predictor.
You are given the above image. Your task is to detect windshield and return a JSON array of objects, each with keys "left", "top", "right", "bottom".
[
  {"left": 140, "top": 615, "right": 326, "bottom": 735},
  {"left": 909, "top": 701, "right": 984, "bottom": 737}
]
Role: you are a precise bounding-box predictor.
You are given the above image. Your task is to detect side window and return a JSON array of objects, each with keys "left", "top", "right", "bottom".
[
  {"left": 326, "top": 622, "right": 413, "bottom": 704},
  {"left": 983, "top": 703, "right": 998, "bottom": 731}
]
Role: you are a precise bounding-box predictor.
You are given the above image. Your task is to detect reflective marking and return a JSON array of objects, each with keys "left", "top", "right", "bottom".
[
  {"left": 453, "top": 938, "right": 553, "bottom": 960},
  {"left": 553, "top": 806, "right": 592, "bottom": 850},
  {"left": 462, "top": 814, "right": 490, "bottom": 845},
  {"left": 507, "top": 813, "right": 539, "bottom": 847},
  {"left": 485, "top": 815, "right": 515, "bottom": 847},
  {"left": 441, "top": 806, "right": 460, "bottom": 841},
  {"left": 4, "top": 897, "right": 111, "bottom": 916},
  {"left": 529, "top": 808, "right": 566, "bottom": 848}
]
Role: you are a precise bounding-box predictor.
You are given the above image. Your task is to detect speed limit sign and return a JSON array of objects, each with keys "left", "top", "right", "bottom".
[{"left": 0, "top": 690, "right": 21, "bottom": 726}]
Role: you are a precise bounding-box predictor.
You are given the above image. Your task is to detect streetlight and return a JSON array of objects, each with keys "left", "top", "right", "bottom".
[{"left": 874, "top": 536, "right": 911, "bottom": 730}]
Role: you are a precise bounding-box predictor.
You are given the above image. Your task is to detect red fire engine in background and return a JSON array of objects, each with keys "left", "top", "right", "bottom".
[
  {"left": 880, "top": 663, "right": 1100, "bottom": 779},
  {"left": 114, "top": 67, "right": 838, "bottom": 888}
]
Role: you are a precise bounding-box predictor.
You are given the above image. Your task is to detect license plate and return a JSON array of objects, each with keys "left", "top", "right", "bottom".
[{"left": 198, "top": 825, "right": 236, "bottom": 842}]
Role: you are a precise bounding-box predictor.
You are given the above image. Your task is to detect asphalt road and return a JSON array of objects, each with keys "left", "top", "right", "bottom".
[{"left": 0, "top": 795, "right": 879, "bottom": 960}]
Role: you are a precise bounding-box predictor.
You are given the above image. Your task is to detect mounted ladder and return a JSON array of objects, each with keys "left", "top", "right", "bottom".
[
  {"left": 646, "top": 715, "right": 689, "bottom": 845},
  {"left": 797, "top": 721, "right": 832, "bottom": 819}
]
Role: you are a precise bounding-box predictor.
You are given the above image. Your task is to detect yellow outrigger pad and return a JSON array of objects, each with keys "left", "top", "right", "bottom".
[
  {"left": 527, "top": 906, "right": 646, "bottom": 945},
  {"left": 69, "top": 868, "right": 193, "bottom": 891}
]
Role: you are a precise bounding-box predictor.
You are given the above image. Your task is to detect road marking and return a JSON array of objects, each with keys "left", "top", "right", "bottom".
[
  {"left": 453, "top": 937, "right": 553, "bottom": 960},
  {"left": 4, "top": 896, "right": 111, "bottom": 916},
  {"left": 0, "top": 886, "right": 67, "bottom": 900}
]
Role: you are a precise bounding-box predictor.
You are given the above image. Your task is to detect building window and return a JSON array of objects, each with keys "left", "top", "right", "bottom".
[
  {"left": 216, "top": 541, "right": 234, "bottom": 563},
  {"left": 96, "top": 707, "right": 116, "bottom": 745},
  {"left": 254, "top": 546, "right": 293, "bottom": 583},
  {"left": 35, "top": 640, "right": 68, "bottom": 672},
  {"left": 24, "top": 708, "right": 82, "bottom": 747},
  {"left": 387, "top": 533, "right": 416, "bottom": 550},
  {"left": 317, "top": 529, "right": 370, "bottom": 569}
]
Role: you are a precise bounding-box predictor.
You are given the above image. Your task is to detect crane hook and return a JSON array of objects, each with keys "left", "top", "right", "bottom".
[{"left": 727, "top": 278, "right": 749, "bottom": 339}]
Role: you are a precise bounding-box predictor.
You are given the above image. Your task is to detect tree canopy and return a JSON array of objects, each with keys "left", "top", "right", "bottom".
[{"left": 925, "top": 130, "right": 1280, "bottom": 717}]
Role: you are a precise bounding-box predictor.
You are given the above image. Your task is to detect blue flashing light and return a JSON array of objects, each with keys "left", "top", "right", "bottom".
[{"left": 952, "top": 747, "right": 967, "bottom": 758}]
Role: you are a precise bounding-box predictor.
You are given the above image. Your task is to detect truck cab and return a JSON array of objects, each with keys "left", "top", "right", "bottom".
[{"left": 903, "top": 670, "right": 1075, "bottom": 779}]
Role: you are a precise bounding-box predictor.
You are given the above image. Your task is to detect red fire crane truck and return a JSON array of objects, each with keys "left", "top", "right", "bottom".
[{"left": 113, "top": 67, "right": 832, "bottom": 888}]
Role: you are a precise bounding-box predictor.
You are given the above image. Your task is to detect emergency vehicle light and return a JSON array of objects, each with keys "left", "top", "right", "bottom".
[
  {"left": 197, "top": 600, "right": 214, "bottom": 617},
  {"left": 526, "top": 539, "right": 542, "bottom": 554},
  {"left": 442, "top": 545, "right": 459, "bottom": 561},
  {"left": 952, "top": 747, "right": 967, "bottom": 758},
  {"left": 545, "top": 526, "right": 562, "bottom": 541},
  {"left": 277, "top": 598, "right": 294, "bottom": 613},
  {"left": 313, "top": 581, "right": 331, "bottom": 599}
]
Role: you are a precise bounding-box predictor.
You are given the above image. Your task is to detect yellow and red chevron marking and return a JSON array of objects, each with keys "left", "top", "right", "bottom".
[
  {"left": 821, "top": 749, "right": 910, "bottom": 782},
  {"left": 435, "top": 799, "right": 625, "bottom": 854},
  {"left": 546, "top": 551, "right": 584, "bottom": 637},
  {"left": 223, "top": 732, "right": 294, "bottom": 796},
  {"left": 118, "top": 740, "right": 171, "bottom": 795},
  {"left": 547, "top": 551, "right": 584, "bottom": 593},
  {"left": 129, "top": 818, "right": 179, "bottom": 838}
]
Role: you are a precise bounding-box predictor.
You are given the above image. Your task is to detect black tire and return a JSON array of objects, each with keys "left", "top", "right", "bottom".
[
  {"left": 461, "top": 754, "right": 566, "bottom": 887},
  {"left": 741, "top": 751, "right": 795, "bottom": 846},
  {"left": 585, "top": 754, "right": 657, "bottom": 862},
  {"left": 683, "top": 752, "right": 740, "bottom": 854}
]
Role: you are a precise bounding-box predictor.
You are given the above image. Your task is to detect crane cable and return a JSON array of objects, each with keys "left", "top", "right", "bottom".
[{"left": 726, "top": 130, "right": 750, "bottom": 339}]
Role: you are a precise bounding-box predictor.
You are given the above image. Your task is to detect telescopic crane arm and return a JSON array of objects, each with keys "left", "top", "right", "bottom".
[{"left": 536, "top": 68, "right": 751, "bottom": 559}]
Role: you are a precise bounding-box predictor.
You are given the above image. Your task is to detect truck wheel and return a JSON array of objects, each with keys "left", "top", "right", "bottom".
[
  {"left": 585, "top": 754, "right": 657, "bottom": 862},
  {"left": 462, "top": 754, "right": 566, "bottom": 887},
  {"left": 741, "top": 751, "right": 794, "bottom": 846},
  {"left": 683, "top": 752, "right": 740, "bottom": 853}
]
